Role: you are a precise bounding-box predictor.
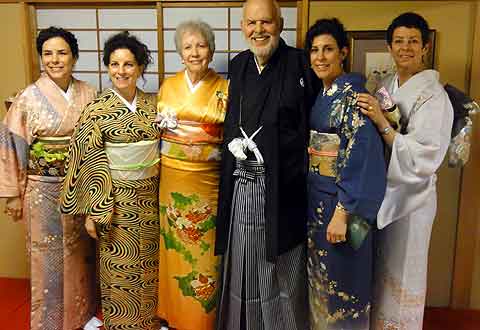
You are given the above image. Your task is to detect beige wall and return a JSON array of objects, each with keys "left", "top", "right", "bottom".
[
  {"left": 0, "top": 3, "right": 29, "bottom": 278},
  {"left": 309, "top": 1, "right": 474, "bottom": 307}
]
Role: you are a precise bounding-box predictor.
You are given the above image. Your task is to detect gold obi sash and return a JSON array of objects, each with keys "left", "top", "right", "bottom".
[
  {"left": 28, "top": 136, "right": 70, "bottom": 177},
  {"left": 105, "top": 139, "right": 160, "bottom": 180},
  {"left": 161, "top": 121, "right": 223, "bottom": 163},
  {"left": 308, "top": 131, "right": 340, "bottom": 178}
]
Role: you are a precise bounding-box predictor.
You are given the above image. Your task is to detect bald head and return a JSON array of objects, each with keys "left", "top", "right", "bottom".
[
  {"left": 242, "top": 0, "right": 282, "bottom": 24},
  {"left": 241, "top": 0, "right": 284, "bottom": 65}
]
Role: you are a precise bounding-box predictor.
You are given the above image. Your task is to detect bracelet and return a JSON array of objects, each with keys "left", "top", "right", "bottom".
[
  {"left": 335, "top": 202, "right": 349, "bottom": 214},
  {"left": 381, "top": 126, "right": 392, "bottom": 135}
]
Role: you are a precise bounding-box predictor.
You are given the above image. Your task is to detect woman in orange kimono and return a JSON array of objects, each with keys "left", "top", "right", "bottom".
[
  {"left": 0, "top": 27, "right": 97, "bottom": 330},
  {"left": 156, "top": 20, "right": 228, "bottom": 330}
]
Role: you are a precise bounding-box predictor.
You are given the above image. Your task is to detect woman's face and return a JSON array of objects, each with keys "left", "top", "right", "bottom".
[
  {"left": 41, "top": 37, "right": 76, "bottom": 86},
  {"left": 309, "top": 34, "right": 346, "bottom": 86},
  {"left": 388, "top": 26, "right": 428, "bottom": 72},
  {"left": 108, "top": 48, "right": 143, "bottom": 97},
  {"left": 180, "top": 31, "right": 212, "bottom": 77}
]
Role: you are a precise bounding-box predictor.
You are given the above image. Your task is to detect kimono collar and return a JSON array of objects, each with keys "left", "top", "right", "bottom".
[
  {"left": 36, "top": 73, "right": 76, "bottom": 109},
  {"left": 322, "top": 72, "right": 366, "bottom": 97},
  {"left": 184, "top": 69, "right": 206, "bottom": 94},
  {"left": 55, "top": 79, "right": 73, "bottom": 102},
  {"left": 110, "top": 88, "right": 138, "bottom": 112},
  {"left": 385, "top": 70, "right": 440, "bottom": 116}
]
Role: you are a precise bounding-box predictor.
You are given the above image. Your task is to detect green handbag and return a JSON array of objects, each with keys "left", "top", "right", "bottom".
[{"left": 347, "top": 215, "right": 371, "bottom": 250}]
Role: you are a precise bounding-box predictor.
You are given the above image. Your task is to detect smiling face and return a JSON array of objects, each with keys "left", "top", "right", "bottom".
[
  {"left": 388, "top": 26, "right": 428, "bottom": 73},
  {"left": 241, "top": 0, "right": 283, "bottom": 64},
  {"left": 180, "top": 31, "right": 212, "bottom": 79},
  {"left": 41, "top": 37, "right": 76, "bottom": 90},
  {"left": 309, "top": 34, "right": 347, "bottom": 88},
  {"left": 108, "top": 48, "right": 143, "bottom": 100}
]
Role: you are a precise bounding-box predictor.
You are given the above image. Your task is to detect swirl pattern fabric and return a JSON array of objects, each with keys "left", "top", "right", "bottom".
[{"left": 62, "top": 89, "right": 161, "bottom": 330}]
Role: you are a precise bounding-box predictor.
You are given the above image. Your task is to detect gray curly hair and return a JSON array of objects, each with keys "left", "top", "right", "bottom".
[{"left": 174, "top": 20, "right": 216, "bottom": 55}]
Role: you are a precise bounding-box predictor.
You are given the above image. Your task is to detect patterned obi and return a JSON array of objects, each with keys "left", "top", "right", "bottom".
[
  {"left": 161, "top": 121, "right": 223, "bottom": 164},
  {"left": 308, "top": 130, "right": 340, "bottom": 178},
  {"left": 105, "top": 139, "right": 160, "bottom": 180},
  {"left": 28, "top": 136, "right": 70, "bottom": 177}
]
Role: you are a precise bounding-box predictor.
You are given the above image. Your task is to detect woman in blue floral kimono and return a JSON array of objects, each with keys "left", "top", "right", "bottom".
[{"left": 305, "top": 18, "right": 387, "bottom": 330}]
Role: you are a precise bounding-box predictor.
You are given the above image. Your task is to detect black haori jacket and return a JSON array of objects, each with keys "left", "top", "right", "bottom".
[{"left": 215, "top": 39, "right": 320, "bottom": 261}]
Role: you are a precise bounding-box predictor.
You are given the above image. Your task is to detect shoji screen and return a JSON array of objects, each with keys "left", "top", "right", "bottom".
[
  {"left": 36, "top": 7, "right": 159, "bottom": 92},
  {"left": 161, "top": 5, "right": 297, "bottom": 79},
  {"left": 35, "top": 3, "right": 298, "bottom": 92}
]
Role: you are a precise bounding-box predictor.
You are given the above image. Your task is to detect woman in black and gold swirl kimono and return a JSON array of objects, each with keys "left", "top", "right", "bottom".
[{"left": 61, "top": 32, "right": 161, "bottom": 330}]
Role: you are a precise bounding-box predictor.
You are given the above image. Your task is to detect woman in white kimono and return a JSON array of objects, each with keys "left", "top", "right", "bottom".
[{"left": 356, "top": 12, "right": 453, "bottom": 330}]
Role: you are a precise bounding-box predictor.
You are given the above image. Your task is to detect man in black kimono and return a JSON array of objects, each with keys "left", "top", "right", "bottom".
[{"left": 215, "top": 0, "right": 318, "bottom": 329}]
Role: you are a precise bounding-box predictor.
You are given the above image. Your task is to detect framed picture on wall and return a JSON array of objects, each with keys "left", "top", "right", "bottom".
[{"left": 346, "top": 30, "right": 436, "bottom": 92}]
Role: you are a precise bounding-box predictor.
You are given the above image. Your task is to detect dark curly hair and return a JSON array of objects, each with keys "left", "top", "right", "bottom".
[
  {"left": 305, "top": 18, "right": 348, "bottom": 54},
  {"left": 386, "top": 12, "right": 430, "bottom": 47},
  {"left": 36, "top": 26, "right": 79, "bottom": 59},
  {"left": 103, "top": 31, "right": 152, "bottom": 75}
]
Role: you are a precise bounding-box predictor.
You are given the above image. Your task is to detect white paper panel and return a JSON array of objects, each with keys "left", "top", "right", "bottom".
[
  {"left": 230, "top": 31, "right": 248, "bottom": 51},
  {"left": 73, "top": 31, "right": 98, "bottom": 51},
  {"left": 37, "top": 9, "right": 97, "bottom": 29},
  {"left": 164, "top": 52, "right": 184, "bottom": 73},
  {"left": 281, "top": 30, "right": 297, "bottom": 47},
  {"left": 163, "top": 31, "right": 176, "bottom": 51},
  {"left": 74, "top": 73, "right": 100, "bottom": 91},
  {"left": 75, "top": 52, "right": 99, "bottom": 71},
  {"left": 163, "top": 30, "right": 228, "bottom": 52},
  {"left": 99, "top": 31, "right": 158, "bottom": 51},
  {"left": 100, "top": 52, "right": 158, "bottom": 72},
  {"left": 163, "top": 8, "right": 228, "bottom": 29},
  {"left": 229, "top": 7, "right": 297, "bottom": 29},
  {"left": 211, "top": 53, "right": 229, "bottom": 73},
  {"left": 101, "top": 73, "right": 159, "bottom": 94},
  {"left": 282, "top": 8, "right": 297, "bottom": 29},
  {"left": 98, "top": 9, "right": 157, "bottom": 29},
  {"left": 214, "top": 31, "right": 229, "bottom": 51},
  {"left": 230, "top": 8, "right": 242, "bottom": 30}
]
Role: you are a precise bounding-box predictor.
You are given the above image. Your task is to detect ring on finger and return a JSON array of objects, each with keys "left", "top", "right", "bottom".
[{"left": 368, "top": 105, "right": 373, "bottom": 110}]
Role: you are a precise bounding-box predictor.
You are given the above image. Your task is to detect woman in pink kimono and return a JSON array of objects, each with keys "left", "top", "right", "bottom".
[
  {"left": 0, "top": 27, "right": 97, "bottom": 330},
  {"left": 357, "top": 13, "right": 454, "bottom": 330}
]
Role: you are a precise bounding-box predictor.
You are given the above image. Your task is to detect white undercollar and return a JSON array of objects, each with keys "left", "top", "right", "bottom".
[
  {"left": 111, "top": 89, "right": 137, "bottom": 112},
  {"left": 56, "top": 80, "right": 73, "bottom": 102},
  {"left": 254, "top": 57, "right": 266, "bottom": 74},
  {"left": 185, "top": 70, "right": 203, "bottom": 94}
]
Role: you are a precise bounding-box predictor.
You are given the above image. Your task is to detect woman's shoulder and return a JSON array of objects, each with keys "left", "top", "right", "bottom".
[
  {"left": 73, "top": 77, "right": 97, "bottom": 94},
  {"left": 337, "top": 72, "right": 368, "bottom": 94}
]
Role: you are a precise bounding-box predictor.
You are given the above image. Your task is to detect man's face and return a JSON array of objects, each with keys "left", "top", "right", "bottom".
[{"left": 241, "top": 0, "right": 283, "bottom": 62}]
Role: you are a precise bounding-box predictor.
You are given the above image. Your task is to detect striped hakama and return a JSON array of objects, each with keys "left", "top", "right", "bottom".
[{"left": 217, "top": 160, "right": 309, "bottom": 330}]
